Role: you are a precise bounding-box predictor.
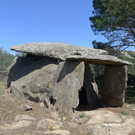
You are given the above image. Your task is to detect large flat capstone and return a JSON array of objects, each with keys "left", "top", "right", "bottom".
[
  {"left": 66, "top": 55, "right": 132, "bottom": 65},
  {"left": 10, "top": 43, "right": 107, "bottom": 61},
  {"left": 10, "top": 42, "right": 132, "bottom": 66}
]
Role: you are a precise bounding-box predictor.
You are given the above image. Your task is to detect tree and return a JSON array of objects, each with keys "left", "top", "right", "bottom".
[
  {"left": 90, "top": 0, "right": 135, "bottom": 50},
  {"left": 15, "top": 52, "right": 26, "bottom": 57},
  {"left": 0, "top": 47, "right": 15, "bottom": 71}
]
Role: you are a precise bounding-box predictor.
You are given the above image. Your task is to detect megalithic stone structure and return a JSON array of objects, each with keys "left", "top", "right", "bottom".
[{"left": 7, "top": 42, "right": 132, "bottom": 116}]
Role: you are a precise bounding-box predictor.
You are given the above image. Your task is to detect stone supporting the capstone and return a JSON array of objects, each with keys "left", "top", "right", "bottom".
[
  {"left": 83, "top": 63, "right": 99, "bottom": 107},
  {"left": 52, "top": 60, "right": 84, "bottom": 116},
  {"left": 7, "top": 55, "right": 58, "bottom": 102},
  {"left": 101, "top": 65, "right": 127, "bottom": 107}
]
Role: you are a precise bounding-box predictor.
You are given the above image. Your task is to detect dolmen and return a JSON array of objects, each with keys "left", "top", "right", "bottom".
[{"left": 7, "top": 42, "right": 132, "bottom": 116}]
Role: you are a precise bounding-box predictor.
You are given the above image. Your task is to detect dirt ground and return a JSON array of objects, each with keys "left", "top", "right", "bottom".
[{"left": 0, "top": 81, "right": 135, "bottom": 135}]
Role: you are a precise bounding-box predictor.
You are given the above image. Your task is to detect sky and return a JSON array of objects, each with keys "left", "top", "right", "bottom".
[{"left": 0, "top": 0, "right": 128, "bottom": 55}]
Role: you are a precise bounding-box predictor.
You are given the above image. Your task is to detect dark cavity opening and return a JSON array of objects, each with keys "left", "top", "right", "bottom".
[
  {"left": 76, "top": 64, "right": 106, "bottom": 111},
  {"left": 75, "top": 86, "right": 89, "bottom": 111}
]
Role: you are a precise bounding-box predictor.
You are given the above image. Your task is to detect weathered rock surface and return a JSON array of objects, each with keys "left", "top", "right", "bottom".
[
  {"left": 38, "top": 129, "right": 71, "bottom": 135},
  {"left": 66, "top": 54, "right": 132, "bottom": 65},
  {"left": 0, "top": 120, "right": 32, "bottom": 130},
  {"left": 14, "top": 115, "right": 36, "bottom": 121},
  {"left": 86, "top": 110, "right": 135, "bottom": 135},
  {"left": 101, "top": 65, "right": 128, "bottom": 107},
  {"left": 37, "top": 118, "right": 63, "bottom": 131},
  {"left": 10, "top": 42, "right": 132, "bottom": 65},
  {"left": 0, "top": 115, "right": 35, "bottom": 130},
  {"left": 83, "top": 110, "right": 115, "bottom": 117},
  {"left": 87, "top": 119, "right": 135, "bottom": 135},
  {"left": 10, "top": 42, "right": 107, "bottom": 60},
  {"left": 7, "top": 55, "right": 58, "bottom": 102},
  {"left": 86, "top": 113, "right": 122, "bottom": 125},
  {"left": 52, "top": 61, "right": 84, "bottom": 116}
]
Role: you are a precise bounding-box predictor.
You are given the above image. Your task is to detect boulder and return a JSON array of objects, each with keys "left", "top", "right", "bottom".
[
  {"left": 7, "top": 55, "right": 58, "bottom": 102},
  {"left": 52, "top": 60, "right": 84, "bottom": 116},
  {"left": 10, "top": 42, "right": 107, "bottom": 60},
  {"left": 101, "top": 65, "right": 128, "bottom": 107}
]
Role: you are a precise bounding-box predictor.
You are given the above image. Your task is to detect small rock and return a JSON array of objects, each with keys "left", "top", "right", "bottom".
[
  {"left": 14, "top": 115, "right": 36, "bottom": 121},
  {"left": 63, "top": 117, "right": 66, "bottom": 121},
  {"left": 132, "top": 109, "right": 135, "bottom": 111},
  {"left": 21, "top": 104, "right": 33, "bottom": 111},
  {"left": 39, "top": 102, "right": 45, "bottom": 108}
]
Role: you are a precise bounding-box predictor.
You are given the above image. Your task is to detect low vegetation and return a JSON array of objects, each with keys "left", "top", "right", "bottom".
[
  {"left": 121, "top": 111, "right": 129, "bottom": 115},
  {"left": 79, "top": 113, "right": 86, "bottom": 118}
]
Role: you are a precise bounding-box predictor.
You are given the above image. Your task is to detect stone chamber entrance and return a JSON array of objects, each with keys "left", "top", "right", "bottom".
[
  {"left": 76, "top": 64, "right": 104, "bottom": 111},
  {"left": 76, "top": 85, "right": 89, "bottom": 111},
  {"left": 76, "top": 63, "right": 127, "bottom": 111}
]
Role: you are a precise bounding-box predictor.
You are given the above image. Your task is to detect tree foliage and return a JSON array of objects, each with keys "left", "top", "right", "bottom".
[
  {"left": 15, "top": 52, "right": 27, "bottom": 57},
  {"left": 90, "top": 0, "right": 135, "bottom": 50},
  {"left": 0, "top": 47, "right": 15, "bottom": 71}
]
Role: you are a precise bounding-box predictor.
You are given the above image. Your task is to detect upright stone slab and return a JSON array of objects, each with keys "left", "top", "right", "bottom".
[
  {"left": 83, "top": 63, "right": 99, "bottom": 107},
  {"left": 101, "top": 65, "right": 127, "bottom": 107},
  {"left": 52, "top": 61, "right": 84, "bottom": 116}
]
